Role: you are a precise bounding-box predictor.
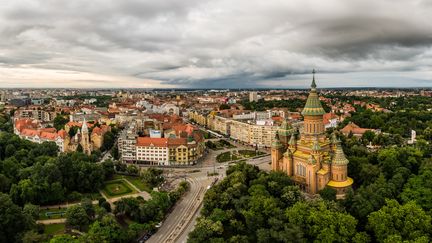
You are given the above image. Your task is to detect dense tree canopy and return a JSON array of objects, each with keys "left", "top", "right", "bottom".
[
  {"left": 0, "top": 132, "right": 113, "bottom": 206},
  {"left": 189, "top": 162, "right": 364, "bottom": 242},
  {"left": 0, "top": 193, "right": 33, "bottom": 243},
  {"left": 367, "top": 200, "right": 432, "bottom": 242}
]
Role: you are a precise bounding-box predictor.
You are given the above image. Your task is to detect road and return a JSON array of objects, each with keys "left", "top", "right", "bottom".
[
  {"left": 145, "top": 153, "right": 270, "bottom": 243},
  {"left": 147, "top": 174, "right": 214, "bottom": 243}
]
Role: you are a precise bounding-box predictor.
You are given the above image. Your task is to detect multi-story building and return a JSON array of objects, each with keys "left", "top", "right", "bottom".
[
  {"left": 15, "top": 109, "right": 57, "bottom": 122},
  {"left": 207, "top": 114, "right": 230, "bottom": 135},
  {"left": 136, "top": 137, "right": 170, "bottom": 165},
  {"left": 229, "top": 119, "right": 279, "bottom": 147},
  {"left": 118, "top": 119, "right": 205, "bottom": 165},
  {"left": 271, "top": 74, "right": 353, "bottom": 199},
  {"left": 118, "top": 121, "right": 138, "bottom": 162},
  {"left": 249, "top": 92, "right": 258, "bottom": 102},
  {"left": 15, "top": 118, "right": 110, "bottom": 155},
  {"left": 188, "top": 110, "right": 208, "bottom": 126},
  {"left": 14, "top": 119, "right": 67, "bottom": 152}
]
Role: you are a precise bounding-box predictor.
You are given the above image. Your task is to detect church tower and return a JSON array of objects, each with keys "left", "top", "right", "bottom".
[
  {"left": 301, "top": 70, "right": 326, "bottom": 143},
  {"left": 80, "top": 119, "right": 91, "bottom": 155},
  {"left": 271, "top": 131, "right": 284, "bottom": 171}
]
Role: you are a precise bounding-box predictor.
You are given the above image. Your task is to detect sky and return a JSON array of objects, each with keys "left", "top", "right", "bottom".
[{"left": 1, "top": 0, "right": 432, "bottom": 89}]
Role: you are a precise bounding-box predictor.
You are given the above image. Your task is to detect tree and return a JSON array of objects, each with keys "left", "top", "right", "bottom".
[
  {"left": 53, "top": 115, "right": 69, "bottom": 131},
  {"left": 81, "top": 198, "right": 95, "bottom": 220},
  {"left": 361, "top": 130, "right": 376, "bottom": 144},
  {"left": 400, "top": 167, "right": 432, "bottom": 211},
  {"left": 286, "top": 200, "right": 358, "bottom": 242},
  {"left": 5, "top": 144, "right": 16, "bottom": 157},
  {"left": 49, "top": 234, "right": 80, "bottom": 243},
  {"left": 114, "top": 161, "right": 126, "bottom": 172},
  {"left": 111, "top": 146, "right": 119, "bottom": 160},
  {"left": 141, "top": 168, "right": 164, "bottom": 187},
  {"left": 0, "top": 173, "right": 11, "bottom": 192},
  {"left": 367, "top": 200, "right": 432, "bottom": 242},
  {"left": 66, "top": 205, "right": 90, "bottom": 231},
  {"left": 0, "top": 193, "right": 32, "bottom": 243},
  {"left": 188, "top": 218, "right": 224, "bottom": 243},
  {"left": 219, "top": 104, "right": 230, "bottom": 110},
  {"left": 126, "top": 164, "right": 139, "bottom": 175},
  {"left": 23, "top": 203, "right": 40, "bottom": 221},
  {"left": 319, "top": 187, "right": 337, "bottom": 201},
  {"left": 84, "top": 215, "right": 128, "bottom": 242},
  {"left": 21, "top": 230, "right": 48, "bottom": 243},
  {"left": 10, "top": 179, "right": 37, "bottom": 205},
  {"left": 101, "top": 160, "right": 115, "bottom": 179},
  {"left": 101, "top": 131, "right": 115, "bottom": 152}
]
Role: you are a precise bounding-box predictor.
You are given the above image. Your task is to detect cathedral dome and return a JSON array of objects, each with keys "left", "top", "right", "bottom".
[
  {"left": 301, "top": 70, "right": 326, "bottom": 116},
  {"left": 271, "top": 131, "right": 284, "bottom": 149},
  {"left": 332, "top": 140, "right": 349, "bottom": 165}
]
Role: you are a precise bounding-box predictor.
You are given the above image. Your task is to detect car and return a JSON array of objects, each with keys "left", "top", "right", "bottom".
[{"left": 155, "top": 222, "right": 163, "bottom": 228}]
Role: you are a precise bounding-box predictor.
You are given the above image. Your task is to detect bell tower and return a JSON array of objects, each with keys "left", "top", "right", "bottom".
[
  {"left": 80, "top": 119, "right": 91, "bottom": 155},
  {"left": 301, "top": 70, "right": 326, "bottom": 142}
]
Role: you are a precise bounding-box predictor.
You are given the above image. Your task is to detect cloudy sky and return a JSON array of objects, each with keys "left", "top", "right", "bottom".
[{"left": 1, "top": 0, "right": 432, "bottom": 88}]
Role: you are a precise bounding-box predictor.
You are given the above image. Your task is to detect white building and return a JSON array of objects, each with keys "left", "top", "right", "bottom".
[
  {"left": 249, "top": 92, "right": 258, "bottom": 102},
  {"left": 135, "top": 137, "right": 169, "bottom": 165}
]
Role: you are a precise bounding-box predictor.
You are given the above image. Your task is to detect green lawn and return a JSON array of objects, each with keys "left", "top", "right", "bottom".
[
  {"left": 102, "top": 179, "right": 137, "bottom": 198},
  {"left": 112, "top": 174, "right": 152, "bottom": 192},
  {"left": 206, "top": 140, "right": 236, "bottom": 150},
  {"left": 217, "top": 150, "right": 267, "bottom": 163},
  {"left": 44, "top": 223, "right": 66, "bottom": 235},
  {"left": 238, "top": 150, "right": 266, "bottom": 158},
  {"left": 216, "top": 152, "right": 240, "bottom": 163},
  {"left": 39, "top": 207, "right": 67, "bottom": 220}
]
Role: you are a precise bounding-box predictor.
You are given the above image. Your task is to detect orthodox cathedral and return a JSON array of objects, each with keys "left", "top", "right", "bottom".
[{"left": 271, "top": 72, "right": 353, "bottom": 199}]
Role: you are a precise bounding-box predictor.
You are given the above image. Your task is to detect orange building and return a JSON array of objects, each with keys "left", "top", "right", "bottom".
[{"left": 271, "top": 72, "right": 353, "bottom": 199}]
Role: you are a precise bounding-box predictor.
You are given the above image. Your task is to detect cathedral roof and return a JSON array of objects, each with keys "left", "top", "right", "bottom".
[
  {"left": 312, "top": 137, "right": 321, "bottom": 151},
  {"left": 301, "top": 71, "right": 326, "bottom": 116},
  {"left": 278, "top": 118, "right": 292, "bottom": 136},
  {"left": 271, "top": 131, "right": 284, "bottom": 149},
  {"left": 308, "top": 154, "right": 317, "bottom": 164},
  {"left": 332, "top": 139, "right": 349, "bottom": 165},
  {"left": 289, "top": 134, "right": 296, "bottom": 146}
]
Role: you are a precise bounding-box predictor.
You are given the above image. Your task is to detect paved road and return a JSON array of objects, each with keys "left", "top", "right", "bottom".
[{"left": 147, "top": 174, "right": 213, "bottom": 243}]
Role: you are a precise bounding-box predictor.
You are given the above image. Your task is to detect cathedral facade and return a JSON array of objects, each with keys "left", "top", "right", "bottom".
[{"left": 271, "top": 73, "right": 353, "bottom": 199}]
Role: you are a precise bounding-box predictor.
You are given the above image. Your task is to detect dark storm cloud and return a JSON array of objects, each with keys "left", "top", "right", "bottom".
[{"left": 1, "top": 0, "right": 432, "bottom": 88}]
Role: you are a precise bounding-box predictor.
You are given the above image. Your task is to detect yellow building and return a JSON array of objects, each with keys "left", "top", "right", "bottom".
[
  {"left": 271, "top": 72, "right": 353, "bottom": 199},
  {"left": 188, "top": 111, "right": 207, "bottom": 126},
  {"left": 207, "top": 113, "right": 230, "bottom": 135},
  {"left": 230, "top": 119, "right": 278, "bottom": 147}
]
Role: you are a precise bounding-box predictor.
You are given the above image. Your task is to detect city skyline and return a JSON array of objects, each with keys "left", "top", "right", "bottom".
[{"left": 1, "top": 0, "right": 432, "bottom": 88}]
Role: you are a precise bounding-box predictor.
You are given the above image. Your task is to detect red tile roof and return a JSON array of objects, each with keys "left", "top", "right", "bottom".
[
  {"left": 136, "top": 137, "right": 168, "bottom": 147},
  {"left": 341, "top": 122, "right": 372, "bottom": 135}
]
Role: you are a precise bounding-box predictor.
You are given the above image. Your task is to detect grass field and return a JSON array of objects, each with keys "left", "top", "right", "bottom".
[
  {"left": 39, "top": 207, "right": 67, "bottom": 220},
  {"left": 102, "top": 179, "right": 137, "bottom": 198},
  {"left": 216, "top": 152, "right": 240, "bottom": 162},
  {"left": 44, "top": 223, "right": 66, "bottom": 235},
  {"left": 206, "top": 140, "right": 236, "bottom": 150},
  {"left": 217, "top": 150, "right": 267, "bottom": 163},
  {"left": 112, "top": 174, "right": 152, "bottom": 192},
  {"left": 238, "top": 150, "right": 266, "bottom": 158}
]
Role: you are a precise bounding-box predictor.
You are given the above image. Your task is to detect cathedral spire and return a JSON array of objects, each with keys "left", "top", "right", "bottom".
[
  {"left": 311, "top": 69, "right": 317, "bottom": 89},
  {"left": 301, "top": 69, "right": 325, "bottom": 116},
  {"left": 332, "top": 139, "right": 349, "bottom": 165},
  {"left": 81, "top": 118, "right": 88, "bottom": 134},
  {"left": 271, "top": 131, "right": 283, "bottom": 149}
]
